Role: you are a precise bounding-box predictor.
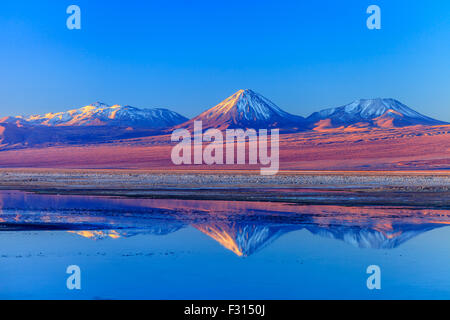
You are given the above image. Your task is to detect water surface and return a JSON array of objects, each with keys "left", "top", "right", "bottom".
[{"left": 0, "top": 190, "right": 449, "bottom": 299}]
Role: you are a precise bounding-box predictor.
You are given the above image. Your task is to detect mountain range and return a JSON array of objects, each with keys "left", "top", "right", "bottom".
[
  {"left": 1, "top": 90, "right": 446, "bottom": 131},
  {"left": 0, "top": 102, "right": 188, "bottom": 128},
  {"left": 1, "top": 89, "right": 447, "bottom": 149},
  {"left": 0, "top": 103, "right": 188, "bottom": 148},
  {"left": 0, "top": 90, "right": 449, "bottom": 171},
  {"left": 69, "top": 221, "right": 446, "bottom": 256},
  {"left": 2, "top": 190, "right": 447, "bottom": 255}
]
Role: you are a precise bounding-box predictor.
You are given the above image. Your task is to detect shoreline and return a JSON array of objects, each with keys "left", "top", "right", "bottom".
[
  {"left": 0, "top": 169, "right": 448, "bottom": 208},
  {"left": 1, "top": 168, "right": 450, "bottom": 175},
  {"left": 1, "top": 169, "right": 449, "bottom": 188}
]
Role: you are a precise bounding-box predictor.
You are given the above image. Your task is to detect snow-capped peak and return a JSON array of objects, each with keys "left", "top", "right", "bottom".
[
  {"left": 89, "top": 101, "right": 110, "bottom": 108},
  {"left": 307, "top": 98, "right": 446, "bottom": 127},
  {"left": 182, "top": 89, "right": 306, "bottom": 129},
  {"left": 9, "top": 103, "right": 188, "bottom": 128},
  {"left": 211, "top": 89, "right": 291, "bottom": 121},
  {"left": 343, "top": 98, "right": 424, "bottom": 119}
]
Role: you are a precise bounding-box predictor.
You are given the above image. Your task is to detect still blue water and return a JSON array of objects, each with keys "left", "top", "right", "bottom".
[{"left": 0, "top": 190, "right": 449, "bottom": 299}]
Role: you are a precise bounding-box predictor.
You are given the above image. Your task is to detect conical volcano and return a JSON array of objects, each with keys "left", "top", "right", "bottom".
[{"left": 178, "top": 89, "right": 306, "bottom": 130}]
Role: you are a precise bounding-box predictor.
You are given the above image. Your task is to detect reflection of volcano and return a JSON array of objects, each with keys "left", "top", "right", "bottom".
[
  {"left": 1, "top": 190, "right": 449, "bottom": 255},
  {"left": 66, "top": 219, "right": 447, "bottom": 256},
  {"left": 304, "top": 223, "right": 445, "bottom": 250},
  {"left": 193, "top": 221, "right": 447, "bottom": 256},
  {"left": 69, "top": 230, "right": 122, "bottom": 240},
  {"left": 194, "top": 223, "right": 296, "bottom": 257}
]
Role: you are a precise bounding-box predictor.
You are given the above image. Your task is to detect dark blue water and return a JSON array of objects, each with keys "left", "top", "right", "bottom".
[{"left": 0, "top": 190, "right": 449, "bottom": 299}]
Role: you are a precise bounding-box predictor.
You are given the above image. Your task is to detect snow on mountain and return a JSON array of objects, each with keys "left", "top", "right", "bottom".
[
  {"left": 306, "top": 223, "right": 444, "bottom": 249},
  {"left": 0, "top": 103, "right": 189, "bottom": 149},
  {"left": 195, "top": 220, "right": 442, "bottom": 256},
  {"left": 178, "top": 89, "right": 306, "bottom": 130},
  {"left": 195, "top": 222, "right": 295, "bottom": 257},
  {"left": 1, "top": 95, "right": 448, "bottom": 150},
  {"left": 307, "top": 98, "right": 447, "bottom": 128},
  {"left": 5, "top": 102, "right": 188, "bottom": 128}
]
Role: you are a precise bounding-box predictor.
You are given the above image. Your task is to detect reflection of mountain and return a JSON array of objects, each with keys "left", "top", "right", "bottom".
[
  {"left": 194, "top": 223, "right": 296, "bottom": 257},
  {"left": 69, "top": 230, "right": 122, "bottom": 240},
  {"left": 305, "top": 223, "right": 445, "bottom": 250},
  {"left": 0, "top": 190, "right": 449, "bottom": 255},
  {"left": 193, "top": 221, "right": 447, "bottom": 256},
  {"left": 65, "top": 219, "right": 447, "bottom": 256},
  {"left": 68, "top": 223, "right": 186, "bottom": 240}
]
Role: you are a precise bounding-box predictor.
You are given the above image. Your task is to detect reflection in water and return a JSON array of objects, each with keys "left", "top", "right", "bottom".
[{"left": 0, "top": 190, "right": 449, "bottom": 256}]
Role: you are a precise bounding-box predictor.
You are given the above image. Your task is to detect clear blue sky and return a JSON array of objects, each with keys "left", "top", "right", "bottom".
[{"left": 1, "top": 0, "right": 449, "bottom": 121}]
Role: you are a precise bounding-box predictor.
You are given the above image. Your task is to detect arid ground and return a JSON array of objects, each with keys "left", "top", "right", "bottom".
[{"left": 0, "top": 125, "right": 448, "bottom": 171}]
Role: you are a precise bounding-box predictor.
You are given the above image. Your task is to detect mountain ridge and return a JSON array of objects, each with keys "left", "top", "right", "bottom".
[
  {"left": 1, "top": 90, "right": 448, "bottom": 150},
  {"left": 1, "top": 102, "right": 188, "bottom": 128},
  {"left": 1, "top": 92, "right": 447, "bottom": 131}
]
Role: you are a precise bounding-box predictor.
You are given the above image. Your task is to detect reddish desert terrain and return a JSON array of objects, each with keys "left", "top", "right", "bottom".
[{"left": 0, "top": 124, "right": 448, "bottom": 171}]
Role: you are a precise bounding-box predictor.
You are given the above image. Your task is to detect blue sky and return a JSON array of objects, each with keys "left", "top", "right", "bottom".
[{"left": 1, "top": 0, "right": 449, "bottom": 121}]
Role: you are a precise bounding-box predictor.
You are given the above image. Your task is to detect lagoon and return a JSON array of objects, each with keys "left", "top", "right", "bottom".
[{"left": 0, "top": 190, "right": 449, "bottom": 300}]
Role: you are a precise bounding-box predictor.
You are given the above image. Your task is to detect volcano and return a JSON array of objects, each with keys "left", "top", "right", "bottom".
[
  {"left": 177, "top": 89, "right": 306, "bottom": 131},
  {"left": 306, "top": 98, "right": 447, "bottom": 129},
  {"left": 1, "top": 102, "right": 188, "bottom": 128},
  {"left": 0, "top": 103, "right": 188, "bottom": 149}
]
